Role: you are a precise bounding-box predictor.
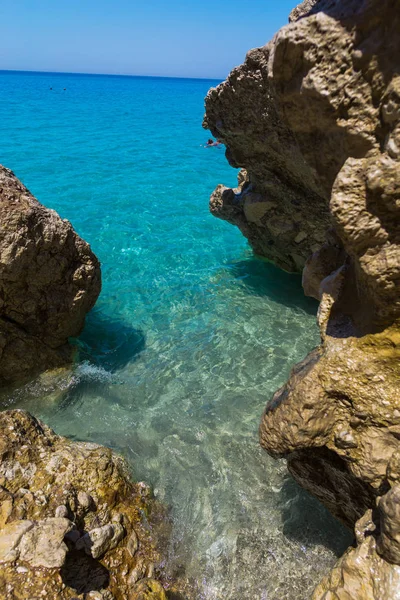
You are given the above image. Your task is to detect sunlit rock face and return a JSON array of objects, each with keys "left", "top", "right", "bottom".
[
  {"left": 204, "top": 0, "right": 399, "bottom": 278},
  {"left": 0, "top": 165, "right": 101, "bottom": 384},
  {"left": 206, "top": 0, "right": 400, "bottom": 597},
  {"left": 0, "top": 409, "right": 168, "bottom": 599}
]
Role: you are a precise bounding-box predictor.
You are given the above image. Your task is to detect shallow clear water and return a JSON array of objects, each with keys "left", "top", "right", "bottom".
[{"left": 0, "top": 71, "right": 351, "bottom": 598}]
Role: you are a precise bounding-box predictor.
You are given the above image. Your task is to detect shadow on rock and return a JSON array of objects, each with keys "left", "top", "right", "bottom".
[
  {"left": 279, "top": 476, "right": 353, "bottom": 557},
  {"left": 61, "top": 549, "right": 110, "bottom": 594},
  {"left": 228, "top": 257, "right": 318, "bottom": 315}
]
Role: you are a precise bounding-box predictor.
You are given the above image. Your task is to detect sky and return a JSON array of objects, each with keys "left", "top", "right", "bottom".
[{"left": 0, "top": 1, "right": 298, "bottom": 79}]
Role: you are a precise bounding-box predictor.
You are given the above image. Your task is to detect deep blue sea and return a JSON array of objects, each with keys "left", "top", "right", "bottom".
[{"left": 0, "top": 71, "right": 350, "bottom": 599}]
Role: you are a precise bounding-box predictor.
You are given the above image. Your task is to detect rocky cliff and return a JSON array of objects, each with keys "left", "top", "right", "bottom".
[
  {"left": 0, "top": 165, "right": 101, "bottom": 385},
  {"left": 204, "top": 0, "right": 399, "bottom": 277},
  {"left": 205, "top": 0, "right": 400, "bottom": 597},
  {"left": 0, "top": 410, "right": 168, "bottom": 600}
]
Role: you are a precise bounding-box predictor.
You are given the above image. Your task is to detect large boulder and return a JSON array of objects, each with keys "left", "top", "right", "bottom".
[
  {"left": 204, "top": 0, "right": 397, "bottom": 274},
  {"left": 0, "top": 409, "right": 168, "bottom": 599},
  {"left": 206, "top": 0, "right": 400, "bottom": 597},
  {"left": 0, "top": 165, "right": 101, "bottom": 384}
]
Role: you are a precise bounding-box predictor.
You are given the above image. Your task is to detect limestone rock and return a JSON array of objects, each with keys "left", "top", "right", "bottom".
[
  {"left": 312, "top": 504, "right": 400, "bottom": 598},
  {"left": 312, "top": 534, "right": 400, "bottom": 600},
  {"left": 260, "top": 323, "right": 400, "bottom": 527},
  {"left": 77, "top": 491, "right": 93, "bottom": 510},
  {"left": 205, "top": 0, "right": 400, "bottom": 596},
  {"left": 289, "top": 0, "right": 320, "bottom": 23},
  {"left": 0, "top": 409, "right": 168, "bottom": 599},
  {"left": 0, "top": 519, "right": 33, "bottom": 563},
  {"left": 204, "top": 0, "right": 398, "bottom": 272},
  {"left": 0, "top": 165, "right": 101, "bottom": 384},
  {"left": 127, "top": 529, "right": 139, "bottom": 557},
  {"left": 302, "top": 233, "right": 346, "bottom": 300},
  {"left": 18, "top": 517, "right": 74, "bottom": 568},
  {"left": 76, "top": 522, "right": 125, "bottom": 559},
  {"left": 127, "top": 557, "right": 154, "bottom": 588},
  {"left": 55, "top": 505, "right": 69, "bottom": 518},
  {"left": 377, "top": 485, "right": 400, "bottom": 565}
]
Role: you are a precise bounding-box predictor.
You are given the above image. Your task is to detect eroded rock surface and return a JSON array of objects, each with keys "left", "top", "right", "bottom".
[
  {"left": 0, "top": 165, "right": 101, "bottom": 384},
  {"left": 204, "top": 0, "right": 399, "bottom": 274},
  {"left": 206, "top": 0, "right": 400, "bottom": 597},
  {"left": 0, "top": 410, "right": 168, "bottom": 599}
]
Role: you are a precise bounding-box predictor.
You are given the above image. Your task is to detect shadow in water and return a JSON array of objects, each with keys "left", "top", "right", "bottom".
[
  {"left": 72, "top": 307, "right": 146, "bottom": 372},
  {"left": 228, "top": 257, "right": 318, "bottom": 315},
  {"left": 0, "top": 308, "right": 145, "bottom": 411},
  {"left": 280, "top": 476, "right": 353, "bottom": 557},
  {"left": 53, "top": 308, "right": 146, "bottom": 412}
]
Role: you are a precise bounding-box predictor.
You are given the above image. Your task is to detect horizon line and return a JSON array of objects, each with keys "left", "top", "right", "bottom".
[{"left": 0, "top": 68, "right": 224, "bottom": 82}]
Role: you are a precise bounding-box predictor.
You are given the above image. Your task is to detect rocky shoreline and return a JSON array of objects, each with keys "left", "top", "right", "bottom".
[
  {"left": 0, "top": 168, "right": 171, "bottom": 599},
  {"left": 205, "top": 0, "right": 400, "bottom": 597},
  {"left": 1, "top": 0, "right": 400, "bottom": 597},
  {"left": 0, "top": 410, "right": 169, "bottom": 599}
]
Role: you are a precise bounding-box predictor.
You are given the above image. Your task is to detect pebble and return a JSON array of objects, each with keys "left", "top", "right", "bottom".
[
  {"left": 55, "top": 505, "right": 69, "bottom": 518},
  {"left": 77, "top": 491, "right": 93, "bottom": 510}
]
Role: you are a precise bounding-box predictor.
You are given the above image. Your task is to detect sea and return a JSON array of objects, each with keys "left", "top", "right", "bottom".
[{"left": 0, "top": 70, "right": 351, "bottom": 599}]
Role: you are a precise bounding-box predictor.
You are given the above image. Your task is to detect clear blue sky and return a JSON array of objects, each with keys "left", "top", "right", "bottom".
[{"left": 0, "top": 1, "right": 297, "bottom": 79}]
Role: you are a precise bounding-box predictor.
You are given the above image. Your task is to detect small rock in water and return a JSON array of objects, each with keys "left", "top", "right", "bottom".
[
  {"left": 127, "top": 557, "right": 147, "bottom": 587},
  {"left": 147, "top": 562, "right": 155, "bottom": 578}
]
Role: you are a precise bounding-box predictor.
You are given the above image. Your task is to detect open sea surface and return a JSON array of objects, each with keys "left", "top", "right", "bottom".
[{"left": 0, "top": 71, "right": 351, "bottom": 599}]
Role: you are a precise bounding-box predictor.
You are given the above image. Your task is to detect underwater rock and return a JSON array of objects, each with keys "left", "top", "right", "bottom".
[
  {"left": 206, "top": 0, "right": 400, "bottom": 596},
  {"left": 0, "top": 409, "right": 168, "bottom": 599},
  {"left": 0, "top": 165, "right": 101, "bottom": 385}
]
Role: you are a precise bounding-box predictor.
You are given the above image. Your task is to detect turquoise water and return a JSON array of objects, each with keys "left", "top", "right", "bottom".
[{"left": 0, "top": 71, "right": 350, "bottom": 599}]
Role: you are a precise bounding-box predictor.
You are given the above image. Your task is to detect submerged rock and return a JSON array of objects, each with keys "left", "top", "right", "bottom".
[
  {"left": 206, "top": 0, "right": 400, "bottom": 597},
  {"left": 0, "top": 165, "right": 101, "bottom": 384},
  {"left": 0, "top": 409, "right": 168, "bottom": 599}
]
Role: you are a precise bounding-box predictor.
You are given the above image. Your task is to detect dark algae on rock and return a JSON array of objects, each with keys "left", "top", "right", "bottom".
[{"left": 205, "top": 0, "right": 400, "bottom": 597}]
